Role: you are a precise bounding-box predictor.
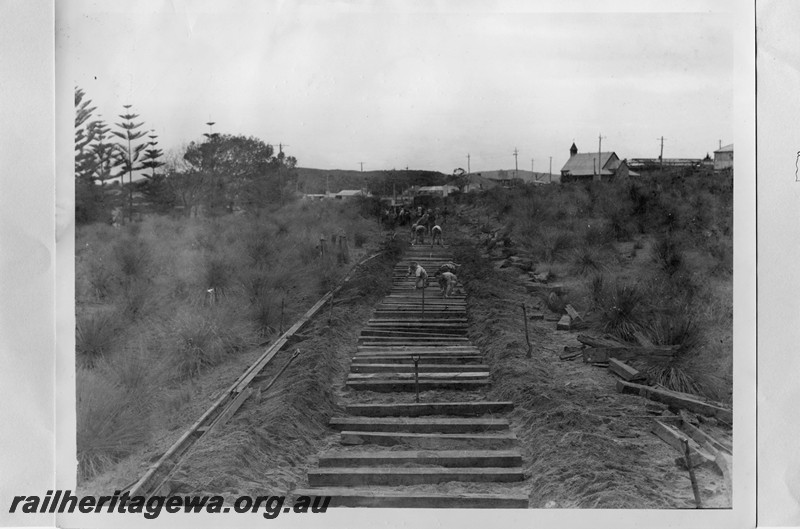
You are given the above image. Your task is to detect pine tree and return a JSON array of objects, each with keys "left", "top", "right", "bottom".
[{"left": 112, "top": 104, "right": 149, "bottom": 223}]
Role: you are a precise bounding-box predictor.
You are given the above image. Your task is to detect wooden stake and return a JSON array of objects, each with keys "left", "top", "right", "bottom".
[
  {"left": 522, "top": 303, "right": 532, "bottom": 358},
  {"left": 682, "top": 438, "right": 703, "bottom": 508},
  {"left": 328, "top": 293, "right": 334, "bottom": 325}
]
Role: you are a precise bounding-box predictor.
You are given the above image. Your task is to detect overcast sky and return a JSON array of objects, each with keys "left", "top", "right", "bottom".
[{"left": 58, "top": 0, "right": 733, "bottom": 174}]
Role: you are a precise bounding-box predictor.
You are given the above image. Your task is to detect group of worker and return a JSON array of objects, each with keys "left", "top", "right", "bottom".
[
  {"left": 409, "top": 207, "right": 444, "bottom": 246},
  {"left": 408, "top": 261, "right": 460, "bottom": 298}
]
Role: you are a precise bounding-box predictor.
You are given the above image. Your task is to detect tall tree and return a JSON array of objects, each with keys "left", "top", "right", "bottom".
[
  {"left": 75, "top": 87, "right": 113, "bottom": 223},
  {"left": 112, "top": 104, "right": 148, "bottom": 222},
  {"left": 138, "top": 132, "right": 170, "bottom": 211}
]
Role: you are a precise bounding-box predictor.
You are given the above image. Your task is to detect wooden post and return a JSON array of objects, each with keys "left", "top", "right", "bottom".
[
  {"left": 412, "top": 354, "right": 421, "bottom": 403},
  {"left": 421, "top": 284, "right": 425, "bottom": 317},
  {"left": 522, "top": 303, "right": 532, "bottom": 358},
  {"left": 682, "top": 438, "right": 703, "bottom": 508},
  {"left": 328, "top": 292, "right": 334, "bottom": 325}
]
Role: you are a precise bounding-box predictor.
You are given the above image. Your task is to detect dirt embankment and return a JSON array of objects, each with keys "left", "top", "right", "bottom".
[{"left": 448, "top": 205, "right": 731, "bottom": 508}]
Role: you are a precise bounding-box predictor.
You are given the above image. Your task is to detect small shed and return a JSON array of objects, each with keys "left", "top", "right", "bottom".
[{"left": 714, "top": 144, "right": 733, "bottom": 171}]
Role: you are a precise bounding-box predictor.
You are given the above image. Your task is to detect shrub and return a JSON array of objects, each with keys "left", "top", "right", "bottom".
[
  {"left": 76, "top": 310, "right": 123, "bottom": 367},
  {"left": 645, "top": 365, "right": 702, "bottom": 395},
  {"left": 77, "top": 368, "right": 150, "bottom": 481},
  {"left": 204, "top": 256, "right": 234, "bottom": 296},
  {"left": 113, "top": 237, "right": 152, "bottom": 281},
  {"left": 572, "top": 248, "right": 605, "bottom": 276},
  {"left": 120, "top": 279, "right": 159, "bottom": 320},
  {"left": 86, "top": 261, "right": 114, "bottom": 300},
  {"left": 651, "top": 236, "right": 684, "bottom": 276},
  {"left": 646, "top": 311, "right": 702, "bottom": 354},
  {"left": 591, "top": 282, "right": 645, "bottom": 342},
  {"left": 541, "top": 231, "right": 574, "bottom": 263}
]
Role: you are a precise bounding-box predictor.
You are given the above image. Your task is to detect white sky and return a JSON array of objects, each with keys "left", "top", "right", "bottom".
[{"left": 58, "top": 0, "right": 733, "bottom": 174}]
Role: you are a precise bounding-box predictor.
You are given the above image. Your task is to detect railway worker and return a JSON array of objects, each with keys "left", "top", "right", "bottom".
[
  {"left": 412, "top": 223, "right": 426, "bottom": 245},
  {"left": 438, "top": 261, "right": 460, "bottom": 274},
  {"left": 408, "top": 261, "right": 428, "bottom": 289},
  {"left": 427, "top": 209, "right": 437, "bottom": 231},
  {"left": 431, "top": 224, "right": 443, "bottom": 245},
  {"left": 436, "top": 271, "right": 458, "bottom": 298}
]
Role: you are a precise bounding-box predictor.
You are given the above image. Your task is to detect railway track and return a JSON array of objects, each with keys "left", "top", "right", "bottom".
[{"left": 294, "top": 243, "right": 529, "bottom": 508}]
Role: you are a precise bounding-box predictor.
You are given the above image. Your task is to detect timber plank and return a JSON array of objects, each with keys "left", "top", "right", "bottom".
[
  {"left": 329, "top": 417, "right": 509, "bottom": 433},
  {"left": 348, "top": 372, "right": 489, "bottom": 380},
  {"left": 317, "top": 449, "right": 522, "bottom": 468},
  {"left": 350, "top": 363, "right": 489, "bottom": 373},
  {"left": 616, "top": 380, "right": 732, "bottom": 423},
  {"left": 345, "top": 401, "right": 514, "bottom": 417},
  {"left": 340, "top": 430, "right": 517, "bottom": 449},
  {"left": 290, "top": 488, "right": 529, "bottom": 508},
  {"left": 346, "top": 379, "right": 489, "bottom": 392},
  {"left": 307, "top": 467, "right": 525, "bottom": 487},
  {"left": 608, "top": 358, "right": 646, "bottom": 381}
]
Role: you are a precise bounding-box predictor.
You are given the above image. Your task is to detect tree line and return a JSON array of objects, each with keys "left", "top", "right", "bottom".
[{"left": 75, "top": 86, "right": 299, "bottom": 224}]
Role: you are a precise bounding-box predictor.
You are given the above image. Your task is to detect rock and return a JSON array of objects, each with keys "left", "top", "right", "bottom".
[{"left": 544, "top": 501, "right": 558, "bottom": 509}]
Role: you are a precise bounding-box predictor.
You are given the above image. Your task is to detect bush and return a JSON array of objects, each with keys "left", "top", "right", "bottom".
[
  {"left": 76, "top": 310, "right": 123, "bottom": 367},
  {"left": 651, "top": 236, "right": 684, "bottom": 276},
  {"left": 572, "top": 248, "right": 605, "bottom": 276},
  {"left": 591, "top": 282, "right": 645, "bottom": 342},
  {"left": 541, "top": 231, "right": 574, "bottom": 263},
  {"left": 77, "top": 368, "right": 150, "bottom": 481},
  {"left": 113, "top": 237, "right": 152, "bottom": 281}
]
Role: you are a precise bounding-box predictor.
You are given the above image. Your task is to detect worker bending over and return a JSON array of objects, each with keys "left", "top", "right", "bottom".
[
  {"left": 431, "top": 225, "right": 443, "bottom": 246},
  {"left": 412, "top": 223, "right": 426, "bottom": 245},
  {"left": 436, "top": 271, "right": 458, "bottom": 298},
  {"left": 408, "top": 261, "right": 428, "bottom": 289}
]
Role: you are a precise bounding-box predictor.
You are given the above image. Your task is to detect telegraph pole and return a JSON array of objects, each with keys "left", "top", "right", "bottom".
[
  {"left": 658, "top": 136, "right": 665, "bottom": 176},
  {"left": 359, "top": 162, "right": 364, "bottom": 172},
  {"left": 531, "top": 158, "right": 534, "bottom": 174},
  {"left": 513, "top": 147, "right": 519, "bottom": 178},
  {"left": 467, "top": 153, "right": 471, "bottom": 174},
  {"left": 596, "top": 133, "right": 606, "bottom": 182},
  {"left": 549, "top": 156, "right": 552, "bottom": 183}
]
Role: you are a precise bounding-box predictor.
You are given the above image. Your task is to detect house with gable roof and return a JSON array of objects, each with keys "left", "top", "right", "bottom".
[{"left": 560, "top": 142, "right": 634, "bottom": 183}]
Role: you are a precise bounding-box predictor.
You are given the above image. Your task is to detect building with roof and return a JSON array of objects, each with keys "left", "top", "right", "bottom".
[
  {"left": 416, "top": 185, "right": 459, "bottom": 198},
  {"left": 714, "top": 143, "right": 733, "bottom": 171},
  {"left": 560, "top": 142, "right": 633, "bottom": 183},
  {"left": 333, "top": 189, "right": 370, "bottom": 199}
]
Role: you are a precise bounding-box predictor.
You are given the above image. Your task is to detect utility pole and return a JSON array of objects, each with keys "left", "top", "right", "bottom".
[
  {"left": 513, "top": 147, "right": 519, "bottom": 179},
  {"left": 467, "top": 153, "right": 470, "bottom": 174},
  {"left": 549, "top": 156, "right": 552, "bottom": 183},
  {"left": 596, "top": 133, "right": 606, "bottom": 182},
  {"left": 658, "top": 136, "right": 665, "bottom": 176},
  {"left": 359, "top": 162, "right": 364, "bottom": 172},
  {"left": 531, "top": 158, "right": 534, "bottom": 174}
]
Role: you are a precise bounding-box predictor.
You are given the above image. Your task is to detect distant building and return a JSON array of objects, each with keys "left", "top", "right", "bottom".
[
  {"left": 560, "top": 142, "right": 635, "bottom": 183},
  {"left": 416, "top": 185, "right": 458, "bottom": 198},
  {"left": 714, "top": 144, "right": 733, "bottom": 171},
  {"left": 334, "top": 189, "right": 370, "bottom": 199}
]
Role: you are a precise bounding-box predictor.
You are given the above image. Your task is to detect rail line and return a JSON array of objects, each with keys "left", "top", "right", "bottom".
[
  {"left": 293, "top": 243, "right": 529, "bottom": 508},
  {"left": 126, "top": 249, "right": 385, "bottom": 497}
]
